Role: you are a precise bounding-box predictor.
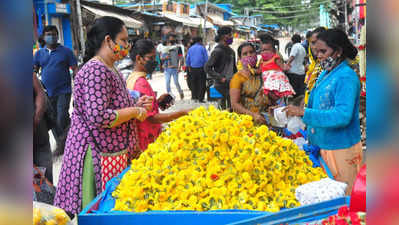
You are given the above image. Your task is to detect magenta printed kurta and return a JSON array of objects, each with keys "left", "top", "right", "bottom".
[{"left": 54, "top": 59, "right": 139, "bottom": 214}]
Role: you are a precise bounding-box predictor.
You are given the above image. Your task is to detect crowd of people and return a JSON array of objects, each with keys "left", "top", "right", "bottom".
[{"left": 33, "top": 16, "right": 363, "bottom": 217}]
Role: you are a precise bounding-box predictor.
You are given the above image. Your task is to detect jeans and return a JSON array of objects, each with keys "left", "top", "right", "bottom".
[
  {"left": 49, "top": 93, "right": 71, "bottom": 139},
  {"left": 165, "top": 68, "right": 183, "bottom": 95}
]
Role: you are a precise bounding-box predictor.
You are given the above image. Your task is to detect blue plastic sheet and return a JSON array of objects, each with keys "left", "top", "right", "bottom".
[{"left": 303, "top": 144, "right": 321, "bottom": 168}]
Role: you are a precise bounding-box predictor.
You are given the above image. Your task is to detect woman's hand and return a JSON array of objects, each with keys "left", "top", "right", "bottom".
[
  {"left": 136, "top": 107, "right": 148, "bottom": 122},
  {"left": 137, "top": 95, "right": 154, "bottom": 111},
  {"left": 180, "top": 108, "right": 193, "bottom": 116},
  {"left": 283, "top": 105, "right": 305, "bottom": 117},
  {"left": 252, "top": 112, "right": 267, "bottom": 124}
]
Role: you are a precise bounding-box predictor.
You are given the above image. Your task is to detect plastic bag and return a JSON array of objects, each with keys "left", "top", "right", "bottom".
[
  {"left": 287, "top": 116, "right": 305, "bottom": 134},
  {"left": 33, "top": 166, "right": 55, "bottom": 205},
  {"left": 295, "top": 178, "right": 347, "bottom": 206},
  {"left": 293, "top": 137, "right": 307, "bottom": 150},
  {"left": 273, "top": 106, "right": 288, "bottom": 127},
  {"left": 33, "top": 201, "right": 72, "bottom": 225}
]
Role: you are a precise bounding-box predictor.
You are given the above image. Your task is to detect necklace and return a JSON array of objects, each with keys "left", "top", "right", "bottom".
[{"left": 93, "top": 55, "right": 124, "bottom": 84}]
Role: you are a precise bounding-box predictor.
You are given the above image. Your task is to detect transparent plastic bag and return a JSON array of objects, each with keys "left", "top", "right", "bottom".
[
  {"left": 33, "top": 201, "right": 72, "bottom": 225},
  {"left": 287, "top": 116, "right": 305, "bottom": 134}
]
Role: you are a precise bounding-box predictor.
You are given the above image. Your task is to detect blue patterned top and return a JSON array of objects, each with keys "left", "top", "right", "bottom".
[{"left": 303, "top": 60, "right": 361, "bottom": 150}]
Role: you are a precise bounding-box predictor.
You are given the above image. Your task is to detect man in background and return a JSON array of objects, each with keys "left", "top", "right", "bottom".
[
  {"left": 186, "top": 37, "right": 208, "bottom": 103},
  {"left": 161, "top": 33, "right": 184, "bottom": 100},
  {"left": 33, "top": 25, "right": 78, "bottom": 141},
  {"left": 286, "top": 34, "right": 307, "bottom": 97}
]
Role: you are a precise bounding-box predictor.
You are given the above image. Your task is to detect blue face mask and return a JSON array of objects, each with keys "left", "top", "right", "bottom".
[{"left": 44, "top": 35, "right": 57, "bottom": 45}]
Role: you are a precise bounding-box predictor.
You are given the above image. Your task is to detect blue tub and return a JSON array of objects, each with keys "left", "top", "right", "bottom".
[
  {"left": 79, "top": 154, "right": 340, "bottom": 225},
  {"left": 209, "top": 85, "right": 224, "bottom": 99}
]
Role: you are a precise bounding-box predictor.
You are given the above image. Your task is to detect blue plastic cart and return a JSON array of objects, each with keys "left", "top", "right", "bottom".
[{"left": 79, "top": 155, "right": 343, "bottom": 225}]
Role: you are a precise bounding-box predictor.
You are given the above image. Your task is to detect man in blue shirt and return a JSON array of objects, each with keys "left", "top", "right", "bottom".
[
  {"left": 33, "top": 25, "right": 78, "bottom": 140},
  {"left": 186, "top": 37, "right": 208, "bottom": 102}
]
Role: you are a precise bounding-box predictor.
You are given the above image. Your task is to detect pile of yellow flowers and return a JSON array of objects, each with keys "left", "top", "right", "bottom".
[{"left": 113, "top": 106, "right": 326, "bottom": 212}]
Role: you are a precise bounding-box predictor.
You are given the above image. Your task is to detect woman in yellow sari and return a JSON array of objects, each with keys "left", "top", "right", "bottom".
[
  {"left": 304, "top": 27, "right": 326, "bottom": 105},
  {"left": 230, "top": 42, "right": 270, "bottom": 125}
]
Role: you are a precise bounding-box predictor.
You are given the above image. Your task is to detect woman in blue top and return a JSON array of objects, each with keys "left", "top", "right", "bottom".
[{"left": 284, "top": 29, "right": 363, "bottom": 194}]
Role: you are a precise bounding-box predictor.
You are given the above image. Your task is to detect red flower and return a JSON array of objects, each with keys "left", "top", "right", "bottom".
[
  {"left": 357, "top": 45, "right": 366, "bottom": 50},
  {"left": 335, "top": 218, "right": 349, "bottom": 225},
  {"left": 361, "top": 91, "right": 366, "bottom": 97},
  {"left": 349, "top": 212, "right": 361, "bottom": 225},
  {"left": 321, "top": 220, "right": 329, "bottom": 225},
  {"left": 338, "top": 206, "right": 350, "bottom": 217},
  {"left": 328, "top": 215, "right": 337, "bottom": 224},
  {"left": 210, "top": 174, "right": 219, "bottom": 181},
  {"left": 248, "top": 133, "right": 253, "bottom": 137}
]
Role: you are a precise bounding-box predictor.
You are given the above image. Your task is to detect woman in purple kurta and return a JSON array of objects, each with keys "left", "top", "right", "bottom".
[{"left": 54, "top": 17, "right": 152, "bottom": 214}]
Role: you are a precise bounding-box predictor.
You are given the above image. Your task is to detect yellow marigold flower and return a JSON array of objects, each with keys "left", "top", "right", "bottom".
[
  {"left": 45, "top": 219, "right": 57, "bottom": 225},
  {"left": 112, "top": 106, "right": 326, "bottom": 212},
  {"left": 33, "top": 208, "right": 41, "bottom": 225}
]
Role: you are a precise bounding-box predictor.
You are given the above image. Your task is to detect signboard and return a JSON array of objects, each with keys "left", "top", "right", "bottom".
[
  {"left": 47, "top": 3, "right": 71, "bottom": 15},
  {"left": 55, "top": 3, "right": 68, "bottom": 14}
]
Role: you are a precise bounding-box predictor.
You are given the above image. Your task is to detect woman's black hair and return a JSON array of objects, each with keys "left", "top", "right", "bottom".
[
  {"left": 83, "top": 16, "right": 125, "bottom": 63},
  {"left": 237, "top": 42, "right": 255, "bottom": 58},
  {"left": 129, "top": 39, "right": 155, "bottom": 62},
  {"left": 215, "top": 26, "right": 232, "bottom": 42},
  {"left": 312, "top": 27, "right": 327, "bottom": 36},
  {"left": 317, "top": 28, "right": 358, "bottom": 60}
]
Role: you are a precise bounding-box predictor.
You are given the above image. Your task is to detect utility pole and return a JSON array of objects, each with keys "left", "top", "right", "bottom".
[
  {"left": 354, "top": 0, "right": 359, "bottom": 45},
  {"left": 344, "top": 0, "right": 349, "bottom": 33},
  {"left": 203, "top": 0, "right": 208, "bottom": 44},
  {"left": 76, "top": 0, "right": 86, "bottom": 57}
]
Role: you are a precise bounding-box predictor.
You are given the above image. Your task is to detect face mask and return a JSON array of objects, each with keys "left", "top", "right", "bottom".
[
  {"left": 44, "top": 35, "right": 57, "bottom": 45},
  {"left": 144, "top": 60, "right": 158, "bottom": 74},
  {"left": 261, "top": 52, "right": 275, "bottom": 61},
  {"left": 241, "top": 55, "right": 257, "bottom": 69},
  {"left": 320, "top": 56, "right": 339, "bottom": 71},
  {"left": 226, "top": 37, "right": 233, "bottom": 45},
  {"left": 111, "top": 41, "right": 130, "bottom": 60}
]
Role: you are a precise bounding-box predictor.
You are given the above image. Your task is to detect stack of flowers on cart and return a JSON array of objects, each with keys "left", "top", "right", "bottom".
[
  {"left": 112, "top": 106, "right": 326, "bottom": 212},
  {"left": 319, "top": 206, "right": 366, "bottom": 225}
]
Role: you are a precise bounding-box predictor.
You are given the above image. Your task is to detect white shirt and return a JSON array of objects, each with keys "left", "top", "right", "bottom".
[
  {"left": 156, "top": 43, "right": 165, "bottom": 54},
  {"left": 288, "top": 43, "right": 307, "bottom": 75}
]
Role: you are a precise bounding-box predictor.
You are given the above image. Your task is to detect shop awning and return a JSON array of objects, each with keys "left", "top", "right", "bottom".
[
  {"left": 82, "top": 5, "right": 143, "bottom": 28},
  {"left": 164, "top": 13, "right": 213, "bottom": 28},
  {"left": 232, "top": 19, "right": 243, "bottom": 26},
  {"left": 206, "top": 14, "right": 234, "bottom": 26}
]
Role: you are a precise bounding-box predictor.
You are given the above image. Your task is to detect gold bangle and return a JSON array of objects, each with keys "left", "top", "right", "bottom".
[{"left": 140, "top": 108, "right": 143, "bottom": 118}]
